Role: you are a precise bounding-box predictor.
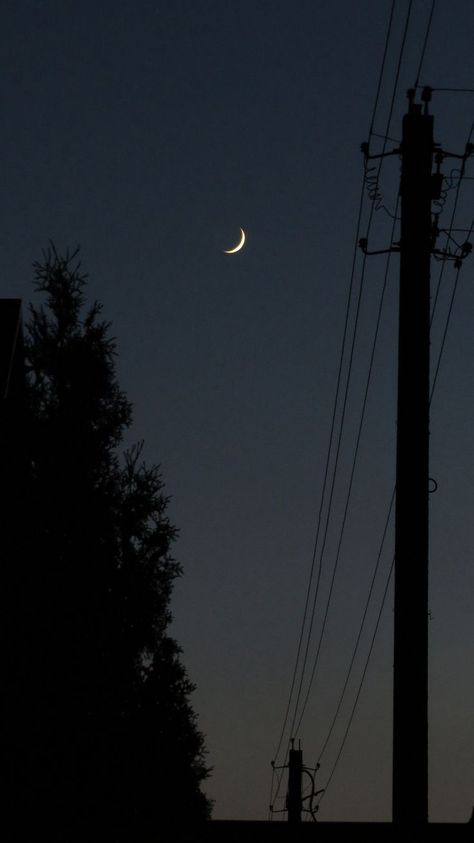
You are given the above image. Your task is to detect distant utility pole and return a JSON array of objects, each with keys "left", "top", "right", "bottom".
[
  {"left": 287, "top": 743, "right": 303, "bottom": 824},
  {"left": 392, "top": 87, "right": 433, "bottom": 829},
  {"left": 270, "top": 740, "right": 323, "bottom": 823}
]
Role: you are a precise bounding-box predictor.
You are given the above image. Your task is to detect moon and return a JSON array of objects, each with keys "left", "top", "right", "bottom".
[{"left": 223, "top": 228, "right": 246, "bottom": 254}]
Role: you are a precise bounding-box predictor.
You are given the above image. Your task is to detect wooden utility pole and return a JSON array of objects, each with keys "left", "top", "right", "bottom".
[
  {"left": 287, "top": 743, "right": 303, "bottom": 824},
  {"left": 392, "top": 89, "right": 433, "bottom": 828}
]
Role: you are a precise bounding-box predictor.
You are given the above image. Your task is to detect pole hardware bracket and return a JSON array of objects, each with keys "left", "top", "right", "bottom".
[
  {"left": 432, "top": 241, "right": 472, "bottom": 268},
  {"left": 358, "top": 237, "right": 400, "bottom": 256},
  {"left": 435, "top": 142, "right": 474, "bottom": 162},
  {"left": 301, "top": 764, "right": 324, "bottom": 822},
  {"left": 361, "top": 141, "right": 400, "bottom": 160}
]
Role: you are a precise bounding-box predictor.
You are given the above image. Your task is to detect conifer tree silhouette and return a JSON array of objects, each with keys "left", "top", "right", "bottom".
[{"left": 2, "top": 246, "right": 210, "bottom": 840}]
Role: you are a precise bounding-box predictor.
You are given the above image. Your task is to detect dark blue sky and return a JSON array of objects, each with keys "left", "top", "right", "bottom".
[{"left": 2, "top": 0, "right": 473, "bottom": 823}]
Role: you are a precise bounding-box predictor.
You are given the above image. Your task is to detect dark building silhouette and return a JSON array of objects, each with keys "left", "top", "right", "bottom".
[
  {"left": 0, "top": 298, "right": 25, "bottom": 446},
  {"left": 0, "top": 299, "right": 28, "bottom": 832},
  {"left": 0, "top": 297, "right": 26, "bottom": 554}
]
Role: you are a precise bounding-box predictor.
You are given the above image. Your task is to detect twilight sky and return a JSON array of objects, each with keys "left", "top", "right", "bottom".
[{"left": 1, "top": 0, "right": 473, "bottom": 823}]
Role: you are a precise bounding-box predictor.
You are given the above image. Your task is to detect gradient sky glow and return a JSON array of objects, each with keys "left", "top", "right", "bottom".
[{"left": 1, "top": 0, "right": 473, "bottom": 824}]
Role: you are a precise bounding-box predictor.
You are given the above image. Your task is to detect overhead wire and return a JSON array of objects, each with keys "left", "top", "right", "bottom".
[
  {"left": 287, "top": 245, "right": 367, "bottom": 741},
  {"left": 272, "top": 1, "right": 411, "bottom": 783},
  {"left": 413, "top": 0, "right": 436, "bottom": 89},
  {"left": 270, "top": 155, "right": 369, "bottom": 820},
  {"left": 317, "top": 124, "right": 474, "bottom": 764},
  {"left": 316, "top": 207, "right": 474, "bottom": 797},
  {"left": 317, "top": 554, "right": 395, "bottom": 807},
  {"left": 298, "top": 0, "right": 470, "bottom": 807},
  {"left": 312, "top": 1, "right": 444, "bottom": 775},
  {"left": 269, "top": 0, "right": 473, "bottom": 810},
  {"left": 431, "top": 215, "right": 473, "bottom": 400},
  {"left": 269, "top": 172, "right": 365, "bottom": 766},
  {"left": 269, "top": 4, "right": 400, "bottom": 815},
  {"left": 294, "top": 200, "right": 400, "bottom": 741},
  {"left": 269, "top": 0, "right": 397, "bottom": 778},
  {"left": 430, "top": 119, "right": 474, "bottom": 325},
  {"left": 289, "top": 0, "right": 413, "bottom": 743},
  {"left": 271, "top": 0, "right": 463, "bottom": 815},
  {"left": 368, "top": 0, "right": 397, "bottom": 139},
  {"left": 316, "top": 489, "right": 396, "bottom": 767},
  {"left": 314, "top": 112, "right": 474, "bottom": 811}
]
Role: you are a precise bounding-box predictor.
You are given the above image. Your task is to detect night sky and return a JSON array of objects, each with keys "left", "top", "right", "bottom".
[{"left": 2, "top": 0, "right": 473, "bottom": 823}]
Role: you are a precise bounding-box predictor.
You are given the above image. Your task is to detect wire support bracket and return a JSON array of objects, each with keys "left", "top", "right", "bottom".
[
  {"left": 360, "top": 141, "right": 400, "bottom": 160},
  {"left": 436, "top": 143, "right": 474, "bottom": 162},
  {"left": 358, "top": 237, "right": 400, "bottom": 257},
  {"left": 432, "top": 241, "right": 472, "bottom": 269},
  {"left": 359, "top": 236, "right": 472, "bottom": 268}
]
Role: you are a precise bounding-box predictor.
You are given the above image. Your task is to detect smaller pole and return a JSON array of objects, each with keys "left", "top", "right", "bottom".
[{"left": 287, "top": 741, "right": 303, "bottom": 823}]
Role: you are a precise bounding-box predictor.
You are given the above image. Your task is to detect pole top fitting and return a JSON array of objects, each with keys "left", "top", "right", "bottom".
[{"left": 421, "top": 86, "right": 432, "bottom": 114}]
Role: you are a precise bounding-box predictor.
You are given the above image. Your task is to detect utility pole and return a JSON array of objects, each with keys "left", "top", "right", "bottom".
[
  {"left": 287, "top": 742, "right": 303, "bottom": 824},
  {"left": 271, "top": 740, "right": 323, "bottom": 822},
  {"left": 392, "top": 88, "right": 433, "bottom": 829}
]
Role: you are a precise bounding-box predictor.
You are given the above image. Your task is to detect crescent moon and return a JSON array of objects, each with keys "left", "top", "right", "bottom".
[{"left": 224, "top": 228, "right": 246, "bottom": 254}]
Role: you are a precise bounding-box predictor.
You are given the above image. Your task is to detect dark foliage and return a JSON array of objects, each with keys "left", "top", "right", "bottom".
[{"left": 1, "top": 246, "right": 210, "bottom": 840}]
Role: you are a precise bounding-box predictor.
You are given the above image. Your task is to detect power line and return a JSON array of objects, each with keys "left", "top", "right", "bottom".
[
  {"left": 431, "top": 214, "right": 474, "bottom": 401},
  {"left": 270, "top": 0, "right": 426, "bottom": 815},
  {"left": 270, "top": 0, "right": 399, "bottom": 775},
  {"left": 317, "top": 555, "right": 395, "bottom": 806},
  {"left": 295, "top": 1, "right": 473, "bottom": 804},
  {"left": 317, "top": 241, "right": 474, "bottom": 796},
  {"left": 270, "top": 163, "right": 367, "bottom": 774},
  {"left": 414, "top": 1, "right": 436, "bottom": 89},
  {"left": 368, "top": 0, "right": 397, "bottom": 138},
  {"left": 294, "top": 204, "right": 399, "bottom": 740},
  {"left": 430, "top": 119, "right": 473, "bottom": 347},
  {"left": 269, "top": 171, "right": 366, "bottom": 765},
  {"left": 272, "top": 0, "right": 412, "bottom": 787},
  {"left": 317, "top": 205, "right": 474, "bottom": 806},
  {"left": 317, "top": 489, "right": 396, "bottom": 767},
  {"left": 281, "top": 21, "right": 474, "bottom": 821},
  {"left": 288, "top": 0, "right": 413, "bottom": 741},
  {"left": 287, "top": 246, "right": 367, "bottom": 741}
]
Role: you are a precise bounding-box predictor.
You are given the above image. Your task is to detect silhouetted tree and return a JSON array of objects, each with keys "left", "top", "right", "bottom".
[{"left": 2, "top": 246, "right": 210, "bottom": 840}]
